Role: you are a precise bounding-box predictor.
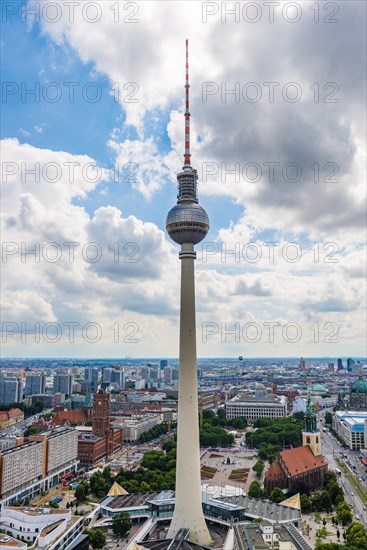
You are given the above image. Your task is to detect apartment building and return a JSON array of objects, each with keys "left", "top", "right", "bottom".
[{"left": 0, "top": 428, "right": 79, "bottom": 504}]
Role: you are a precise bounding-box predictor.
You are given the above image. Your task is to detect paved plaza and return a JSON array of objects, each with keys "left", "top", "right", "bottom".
[{"left": 200, "top": 448, "right": 263, "bottom": 494}]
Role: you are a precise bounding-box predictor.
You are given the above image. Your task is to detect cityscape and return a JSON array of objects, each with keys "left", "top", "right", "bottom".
[
  {"left": 1, "top": 355, "right": 367, "bottom": 550},
  {"left": 1, "top": 2, "right": 366, "bottom": 550}
]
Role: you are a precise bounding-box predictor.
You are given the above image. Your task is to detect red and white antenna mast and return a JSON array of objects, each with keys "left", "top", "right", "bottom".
[{"left": 184, "top": 38, "right": 191, "bottom": 169}]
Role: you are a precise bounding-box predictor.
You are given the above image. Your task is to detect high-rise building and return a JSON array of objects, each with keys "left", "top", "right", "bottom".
[
  {"left": 111, "top": 367, "right": 125, "bottom": 389},
  {"left": 337, "top": 358, "right": 344, "bottom": 371},
  {"left": 84, "top": 367, "right": 99, "bottom": 392},
  {"left": 165, "top": 40, "right": 211, "bottom": 545},
  {"left": 0, "top": 378, "right": 23, "bottom": 404},
  {"left": 141, "top": 366, "right": 151, "bottom": 381},
  {"left": 347, "top": 358, "right": 356, "bottom": 372},
  {"left": 25, "top": 374, "right": 45, "bottom": 396},
  {"left": 299, "top": 357, "right": 306, "bottom": 370},
  {"left": 53, "top": 374, "right": 72, "bottom": 395},
  {"left": 160, "top": 360, "right": 168, "bottom": 369},
  {"left": 164, "top": 367, "right": 173, "bottom": 384}
]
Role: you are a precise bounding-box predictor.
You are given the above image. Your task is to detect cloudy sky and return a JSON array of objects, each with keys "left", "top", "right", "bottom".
[{"left": 1, "top": 0, "right": 366, "bottom": 358}]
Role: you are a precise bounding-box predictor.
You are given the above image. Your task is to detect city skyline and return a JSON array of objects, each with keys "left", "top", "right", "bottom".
[{"left": 2, "top": 1, "right": 366, "bottom": 359}]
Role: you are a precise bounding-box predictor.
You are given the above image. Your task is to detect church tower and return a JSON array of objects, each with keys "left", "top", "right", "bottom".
[{"left": 302, "top": 389, "right": 322, "bottom": 456}]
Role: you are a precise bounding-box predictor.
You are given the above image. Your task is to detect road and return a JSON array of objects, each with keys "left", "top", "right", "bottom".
[{"left": 320, "top": 421, "right": 367, "bottom": 527}]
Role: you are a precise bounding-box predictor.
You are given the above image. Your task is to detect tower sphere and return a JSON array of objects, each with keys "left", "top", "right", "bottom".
[{"left": 166, "top": 201, "right": 209, "bottom": 245}]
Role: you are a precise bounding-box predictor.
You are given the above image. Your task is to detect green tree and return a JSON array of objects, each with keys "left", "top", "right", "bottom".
[
  {"left": 199, "top": 424, "right": 235, "bottom": 447},
  {"left": 345, "top": 522, "right": 367, "bottom": 549},
  {"left": 252, "top": 460, "right": 265, "bottom": 478},
  {"left": 315, "top": 544, "right": 343, "bottom": 550},
  {"left": 319, "top": 491, "right": 332, "bottom": 513},
  {"left": 248, "top": 481, "right": 265, "bottom": 499},
  {"left": 269, "top": 487, "right": 285, "bottom": 503},
  {"left": 49, "top": 501, "right": 59, "bottom": 508},
  {"left": 162, "top": 439, "right": 176, "bottom": 452},
  {"left": 336, "top": 501, "right": 353, "bottom": 526},
  {"left": 300, "top": 493, "right": 312, "bottom": 513},
  {"left": 246, "top": 416, "right": 304, "bottom": 449},
  {"left": 112, "top": 512, "right": 132, "bottom": 538},
  {"left": 324, "top": 412, "right": 333, "bottom": 424},
  {"left": 90, "top": 471, "right": 110, "bottom": 498},
  {"left": 74, "top": 482, "right": 89, "bottom": 502},
  {"left": 102, "top": 466, "right": 111, "bottom": 481},
  {"left": 231, "top": 416, "right": 248, "bottom": 429},
  {"left": 87, "top": 529, "right": 106, "bottom": 550}
]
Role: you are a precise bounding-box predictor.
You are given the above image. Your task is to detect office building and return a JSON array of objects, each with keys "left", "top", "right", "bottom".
[
  {"left": 83, "top": 367, "right": 99, "bottom": 392},
  {"left": 226, "top": 394, "right": 287, "bottom": 421},
  {"left": 164, "top": 367, "right": 173, "bottom": 384},
  {"left": 0, "top": 378, "right": 23, "bottom": 405},
  {"left": 119, "top": 416, "right": 161, "bottom": 442},
  {"left": 332, "top": 410, "right": 367, "bottom": 450},
  {"left": 111, "top": 368, "right": 125, "bottom": 389},
  {"left": 31, "top": 393, "right": 63, "bottom": 408},
  {"left": 337, "top": 358, "right": 344, "bottom": 371},
  {"left": 53, "top": 374, "right": 72, "bottom": 395},
  {"left": 25, "top": 374, "right": 45, "bottom": 396},
  {"left": 347, "top": 358, "right": 356, "bottom": 372}
]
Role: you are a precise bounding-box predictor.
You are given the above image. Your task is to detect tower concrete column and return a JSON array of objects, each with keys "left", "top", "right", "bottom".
[
  {"left": 166, "top": 40, "right": 211, "bottom": 546},
  {"left": 167, "top": 243, "right": 211, "bottom": 545}
]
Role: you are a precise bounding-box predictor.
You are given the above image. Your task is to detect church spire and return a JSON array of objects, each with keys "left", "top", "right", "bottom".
[{"left": 304, "top": 389, "right": 317, "bottom": 433}]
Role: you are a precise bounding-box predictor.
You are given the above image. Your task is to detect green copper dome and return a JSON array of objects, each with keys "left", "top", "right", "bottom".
[
  {"left": 350, "top": 375, "right": 367, "bottom": 394},
  {"left": 312, "top": 383, "right": 327, "bottom": 393}
]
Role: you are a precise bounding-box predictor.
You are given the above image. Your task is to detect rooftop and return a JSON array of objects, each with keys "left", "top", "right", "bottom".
[
  {"left": 223, "top": 495, "right": 301, "bottom": 523},
  {"left": 1, "top": 440, "right": 42, "bottom": 455},
  {"left": 101, "top": 492, "right": 159, "bottom": 510},
  {"left": 277, "top": 446, "right": 326, "bottom": 477},
  {"left": 234, "top": 523, "right": 312, "bottom": 550},
  {"left": 6, "top": 507, "right": 69, "bottom": 517}
]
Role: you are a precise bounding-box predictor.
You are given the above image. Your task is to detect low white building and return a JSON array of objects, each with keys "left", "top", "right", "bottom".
[
  {"left": 0, "top": 507, "right": 83, "bottom": 550},
  {"left": 226, "top": 394, "right": 287, "bottom": 421},
  {"left": 117, "top": 416, "right": 161, "bottom": 442},
  {"left": 332, "top": 410, "right": 367, "bottom": 450}
]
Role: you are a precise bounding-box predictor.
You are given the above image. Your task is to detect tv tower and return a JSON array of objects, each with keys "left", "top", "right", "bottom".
[{"left": 166, "top": 40, "right": 211, "bottom": 545}]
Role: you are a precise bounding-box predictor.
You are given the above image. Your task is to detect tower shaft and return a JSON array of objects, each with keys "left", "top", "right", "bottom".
[{"left": 167, "top": 244, "right": 211, "bottom": 545}]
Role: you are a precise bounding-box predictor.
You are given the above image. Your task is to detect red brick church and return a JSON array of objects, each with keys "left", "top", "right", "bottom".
[{"left": 264, "top": 391, "right": 328, "bottom": 493}]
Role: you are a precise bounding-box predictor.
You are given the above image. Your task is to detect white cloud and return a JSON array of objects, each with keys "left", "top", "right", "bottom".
[{"left": 3, "top": 1, "right": 366, "bottom": 356}]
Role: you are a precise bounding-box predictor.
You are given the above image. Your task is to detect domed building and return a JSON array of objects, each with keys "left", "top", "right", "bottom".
[
  {"left": 349, "top": 371, "right": 367, "bottom": 410},
  {"left": 311, "top": 383, "right": 328, "bottom": 395}
]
